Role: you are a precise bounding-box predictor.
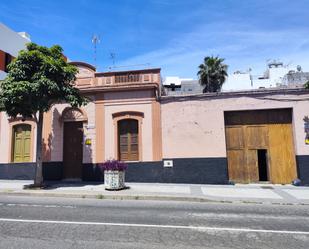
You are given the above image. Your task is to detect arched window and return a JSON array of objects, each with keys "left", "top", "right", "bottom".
[
  {"left": 118, "top": 119, "right": 139, "bottom": 161},
  {"left": 12, "top": 124, "right": 31, "bottom": 162},
  {"left": 61, "top": 107, "right": 88, "bottom": 123}
]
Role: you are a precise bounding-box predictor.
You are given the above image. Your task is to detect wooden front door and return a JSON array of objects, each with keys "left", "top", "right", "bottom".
[
  {"left": 118, "top": 119, "right": 139, "bottom": 161},
  {"left": 63, "top": 122, "right": 83, "bottom": 179},
  {"left": 12, "top": 124, "right": 31, "bottom": 162}
]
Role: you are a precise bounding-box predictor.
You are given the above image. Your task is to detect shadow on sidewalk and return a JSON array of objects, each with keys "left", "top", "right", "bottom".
[{"left": 44, "top": 180, "right": 104, "bottom": 190}]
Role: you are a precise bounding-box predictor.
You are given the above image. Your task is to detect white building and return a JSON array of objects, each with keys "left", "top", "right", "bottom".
[
  {"left": 0, "top": 23, "right": 31, "bottom": 80},
  {"left": 164, "top": 60, "right": 308, "bottom": 94},
  {"left": 163, "top": 76, "right": 203, "bottom": 95},
  {"left": 223, "top": 61, "right": 298, "bottom": 91}
]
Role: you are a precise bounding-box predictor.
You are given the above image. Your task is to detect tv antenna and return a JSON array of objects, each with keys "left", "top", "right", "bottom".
[
  {"left": 110, "top": 52, "right": 116, "bottom": 66},
  {"left": 108, "top": 63, "right": 151, "bottom": 71},
  {"left": 92, "top": 34, "right": 100, "bottom": 69}
]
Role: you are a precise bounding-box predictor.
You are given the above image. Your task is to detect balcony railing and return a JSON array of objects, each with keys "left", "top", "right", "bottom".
[
  {"left": 75, "top": 68, "right": 161, "bottom": 88},
  {"left": 115, "top": 73, "right": 141, "bottom": 83}
]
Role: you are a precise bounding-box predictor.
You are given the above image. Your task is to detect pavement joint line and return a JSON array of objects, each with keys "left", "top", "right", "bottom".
[
  {"left": 0, "top": 218, "right": 309, "bottom": 235},
  {"left": 190, "top": 185, "right": 204, "bottom": 195},
  {"left": 0, "top": 203, "right": 76, "bottom": 209},
  {"left": 272, "top": 188, "right": 300, "bottom": 202}
]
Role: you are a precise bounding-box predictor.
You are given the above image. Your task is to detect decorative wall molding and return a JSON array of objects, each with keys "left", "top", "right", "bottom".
[
  {"left": 112, "top": 111, "right": 144, "bottom": 119},
  {"left": 61, "top": 107, "right": 88, "bottom": 122},
  {"left": 112, "top": 111, "right": 144, "bottom": 161}
]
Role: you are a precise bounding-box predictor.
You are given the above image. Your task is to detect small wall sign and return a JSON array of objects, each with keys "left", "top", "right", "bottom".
[
  {"left": 86, "top": 124, "right": 95, "bottom": 129},
  {"left": 163, "top": 160, "right": 173, "bottom": 167},
  {"left": 85, "top": 138, "right": 92, "bottom": 145}
]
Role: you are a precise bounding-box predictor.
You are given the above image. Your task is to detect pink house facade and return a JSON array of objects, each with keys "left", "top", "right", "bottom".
[{"left": 0, "top": 62, "right": 309, "bottom": 185}]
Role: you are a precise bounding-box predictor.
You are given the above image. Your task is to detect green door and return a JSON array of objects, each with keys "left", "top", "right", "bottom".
[{"left": 12, "top": 124, "right": 31, "bottom": 162}]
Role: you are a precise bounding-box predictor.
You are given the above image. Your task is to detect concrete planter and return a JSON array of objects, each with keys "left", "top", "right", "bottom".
[{"left": 104, "top": 170, "right": 125, "bottom": 190}]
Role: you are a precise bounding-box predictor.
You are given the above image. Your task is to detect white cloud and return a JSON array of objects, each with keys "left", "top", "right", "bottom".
[{"left": 117, "top": 22, "right": 309, "bottom": 79}]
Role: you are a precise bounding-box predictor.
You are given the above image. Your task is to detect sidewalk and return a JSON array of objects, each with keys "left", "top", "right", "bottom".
[{"left": 0, "top": 180, "right": 308, "bottom": 205}]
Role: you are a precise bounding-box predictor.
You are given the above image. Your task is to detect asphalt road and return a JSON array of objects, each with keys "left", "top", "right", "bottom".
[{"left": 0, "top": 195, "right": 308, "bottom": 249}]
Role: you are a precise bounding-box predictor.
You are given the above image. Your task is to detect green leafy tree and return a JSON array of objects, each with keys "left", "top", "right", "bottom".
[
  {"left": 0, "top": 43, "right": 87, "bottom": 186},
  {"left": 197, "top": 56, "right": 228, "bottom": 93}
]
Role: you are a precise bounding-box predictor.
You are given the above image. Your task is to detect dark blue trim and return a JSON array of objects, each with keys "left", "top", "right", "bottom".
[
  {"left": 43, "top": 162, "right": 63, "bottom": 180},
  {"left": 2, "top": 155, "right": 307, "bottom": 185},
  {"left": 82, "top": 163, "right": 102, "bottom": 181},
  {"left": 296, "top": 155, "right": 309, "bottom": 186},
  {"left": 125, "top": 158, "right": 229, "bottom": 184},
  {"left": 0, "top": 163, "right": 35, "bottom": 180},
  {"left": 0, "top": 158, "right": 229, "bottom": 184},
  {"left": 0, "top": 162, "right": 63, "bottom": 180}
]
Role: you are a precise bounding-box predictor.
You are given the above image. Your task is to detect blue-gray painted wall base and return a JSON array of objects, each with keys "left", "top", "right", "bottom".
[
  {"left": 83, "top": 158, "right": 229, "bottom": 184},
  {"left": 0, "top": 156, "right": 308, "bottom": 185},
  {"left": 0, "top": 162, "right": 62, "bottom": 180},
  {"left": 43, "top": 162, "right": 63, "bottom": 180},
  {"left": 0, "top": 163, "right": 35, "bottom": 180},
  {"left": 82, "top": 163, "right": 102, "bottom": 181},
  {"left": 125, "top": 158, "right": 229, "bottom": 184},
  {"left": 296, "top": 155, "right": 309, "bottom": 186}
]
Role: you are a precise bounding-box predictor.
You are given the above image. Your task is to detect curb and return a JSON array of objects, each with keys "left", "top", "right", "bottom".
[
  {"left": 0, "top": 190, "right": 216, "bottom": 203},
  {"left": 0, "top": 190, "right": 308, "bottom": 206}
]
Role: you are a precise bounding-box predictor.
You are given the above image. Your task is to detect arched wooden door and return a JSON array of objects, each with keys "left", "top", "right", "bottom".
[
  {"left": 61, "top": 107, "right": 87, "bottom": 180},
  {"left": 118, "top": 119, "right": 139, "bottom": 161},
  {"left": 63, "top": 121, "right": 83, "bottom": 179},
  {"left": 12, "top": 124, "right": 31, "bottom": 162}
]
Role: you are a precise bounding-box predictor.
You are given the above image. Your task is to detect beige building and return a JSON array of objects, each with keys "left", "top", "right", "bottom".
[{"left": 0, "top": 62, "right": 309, "bottom": 185}]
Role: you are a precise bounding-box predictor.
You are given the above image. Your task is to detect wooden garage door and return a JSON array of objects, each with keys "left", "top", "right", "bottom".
[
  {"left": 225, "top": 109, "right": 296, "bottom": 184},
  {"left": 225, "top": 126, "right": 246, "bottom": 182},
  {"left": 268, "top": 124, "right": 297, "bottom": 184},
  {"left": 225, "top": 125, "right": 268, "bottom": 183}
]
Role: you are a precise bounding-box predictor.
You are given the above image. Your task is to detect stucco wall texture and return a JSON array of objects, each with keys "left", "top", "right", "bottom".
[
  {"left": 161, "top": 92, "right": 309, "bottom": 159},
  {"left": 46, "top": 90, "right": 155, "bottom": 163},
  {"left": 103, "top": 90, "right": 155, "bottom": 161},
  {"left": 0, "top": 113, "right": 37, "bottom": 163},
  {"left": 49, "top": 101, "right": 96, "bottom": 163},
  {"left": 1, "top": 90, "right": 309, "bottom": 165}
]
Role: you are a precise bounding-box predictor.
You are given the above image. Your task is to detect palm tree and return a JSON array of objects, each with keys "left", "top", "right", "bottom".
[{"left": 197, "top": 56, "right": 228, "bottom": 93}]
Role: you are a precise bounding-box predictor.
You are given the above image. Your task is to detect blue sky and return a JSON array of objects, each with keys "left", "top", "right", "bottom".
[{"left": 1, "top": 0, "right": 309, "bottom": 78}]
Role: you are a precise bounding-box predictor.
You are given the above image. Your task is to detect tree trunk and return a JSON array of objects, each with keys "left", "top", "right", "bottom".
[{"left": 34, "top": 111, "right": 44, "bottom": 186}]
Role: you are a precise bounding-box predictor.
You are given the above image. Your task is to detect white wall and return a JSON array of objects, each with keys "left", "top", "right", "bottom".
[
  {"left": 0, "top": 23, "right": 30, "bottom": 56},
  {"left": 224, "top": 64, "right": 295, "bottom": 91},
  {"left": 223, "top": 73, "right": 252, "bottom": 91},
  {"left": 0, "top": 23, "right": 30, "bottom": 80}
]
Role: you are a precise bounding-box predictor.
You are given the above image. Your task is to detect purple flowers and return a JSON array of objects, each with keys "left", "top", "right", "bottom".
[{"left": 98, "top": 159, "right": 128, "bottom": 172}]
